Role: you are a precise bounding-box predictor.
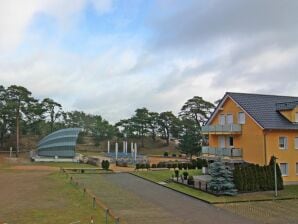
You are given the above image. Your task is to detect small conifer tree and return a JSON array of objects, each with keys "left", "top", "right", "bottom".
[{"left": 208, "top": 160, "right": 237, "bottom": 195}]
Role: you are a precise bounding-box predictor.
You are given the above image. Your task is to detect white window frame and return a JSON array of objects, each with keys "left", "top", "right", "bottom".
[
  {"left": 238, "top": 112, "right": 245, "bottom": 124},
  {"left": 219, "top": 114, "right": 225, "bottom": 125},
  {"left": 279, "top": 136, "right": 288, "bottom": 150},
  {"left": 295, "top": 137, "right": 298, "bottom": 150},
  {"left": 296, "top": 163, "right": 298, "bottom": 175},
  {"left": 227, "top": 114, "right": 233, "bottom": 124},
  {"left": 280, "top": 163, "right": 288, "bottom": 176},
  {"left": 296, "top": 112, "right": 298, "bottom": 122}
]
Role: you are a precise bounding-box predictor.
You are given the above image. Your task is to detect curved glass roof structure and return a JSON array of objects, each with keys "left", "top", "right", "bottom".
[{"left": 37, "top": 128, "right": 82, "bottom": 158}]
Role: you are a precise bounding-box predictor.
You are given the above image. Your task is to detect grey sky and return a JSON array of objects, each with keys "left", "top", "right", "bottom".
[{"left": 0, "top": 0, "right": 297, "bottom": 123}]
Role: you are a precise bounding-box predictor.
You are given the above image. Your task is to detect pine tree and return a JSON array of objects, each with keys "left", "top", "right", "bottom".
[{"left": 208, "top": 160, "right": 237, "bottom": 195}]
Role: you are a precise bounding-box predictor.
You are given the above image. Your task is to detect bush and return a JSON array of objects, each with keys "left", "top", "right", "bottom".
[
  {"left": 140, "top": 164, "right": 145, "bottom": 169},
  {"left": 182, "top": 163, "right": 188, "bottom": 170},
  {"left": 202, "top": 159, "right": 208, "bottom": 167},
  {"left": 145, "top": 163, "right": 150, "bottom": 169},
  {"left": 136, "top": 163, "right": 140, "bottom": 169},
  {"left": 172, "top": 163, "right": 177, "bottom": 169},
  {"left": 187, "top": 163, "right": 193, "bottom": 170},
  {"left": 172, "top": 154, "right": 176, "bottom": 157},
  {"left": 196, "top": 158, "right": 203, "bottom": 169},
  {"left": 178, "top": 163, "right": 183, "bottom": 170},
  {"left": 187, "top": 175, "right": 194, "bottom": 185},
  {"left": 101, "top": 160, "right": 110, "bottom": 170},
  {"left": 164, "top": 152, "right": 169, "bottom": 157},
  {"left": 233, "top": 156, "right": 284, "bottom": 192},
  {"left": 174, "top": 170, "right": 179, "bottom": 180},
  {"left": 151, "top": 164, "right": 157, "bottom": 168},
  {"left": 167, "top": 163, "right": 172, "bottom": 169},
  {"left": 183, "top": 171, "right": 189, "bottom": 180}
]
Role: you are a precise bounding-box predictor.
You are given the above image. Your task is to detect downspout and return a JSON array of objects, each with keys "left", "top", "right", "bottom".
[{"left": 263, "top": 130, "right": 267, "bottom": 165}]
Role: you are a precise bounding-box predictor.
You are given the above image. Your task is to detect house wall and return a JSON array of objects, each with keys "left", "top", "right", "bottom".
[
  {"left": 265, "top": 130, "right": 298, "bottom": 182},
  {"left": 208, "top": 97, "right": 265, "bottom": 165}
]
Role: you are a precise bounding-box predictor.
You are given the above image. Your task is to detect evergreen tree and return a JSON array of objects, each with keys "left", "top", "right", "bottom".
[{"left": 208, "top": 160, "right": 237, "bottom": 195}]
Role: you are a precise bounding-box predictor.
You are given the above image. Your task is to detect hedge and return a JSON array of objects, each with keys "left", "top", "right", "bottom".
[{"left": 233, "top": 156, "right": 283, "bottom": 192}]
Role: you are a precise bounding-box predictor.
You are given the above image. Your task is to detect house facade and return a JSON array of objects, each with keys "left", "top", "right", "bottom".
[{"left": 202, "top": 92, "right": 298, "bottom": 183}]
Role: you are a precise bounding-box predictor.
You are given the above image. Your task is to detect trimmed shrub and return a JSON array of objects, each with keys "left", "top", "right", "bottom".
[
  {"left": 151, "top": 164, "right": 157, "bottom": 168},
  {"left": 187, "top": 163, "right": 193, "bottom": 170},
  {"left": 178, "top": 163, "right": 183, "bottom": 170},
  {"left": 172, "top": 163, "right": 177, "bottom": 169},
  {"left": 136, "top": 163, "right": 140, "bottom": 170},
  {"left": 164, "top": 152, "right": 169, "bottom": 157},
  {"left": 145, "top": 163, "right": 150, "bottom": 169},
  {"left": 174, "top": 170, "right": 179, "bottom": 181},
  {"left": 172, "top": 154, "right": 176, "bottom": 157},
  {"left": 140, "top": 164, "right": 145, "bottom": 169},
  {"left": 183, "top": 171, "right": 189, "bottom": 180},
  {"left": 187, "top": 175, "right": 194, "bottom": 185},
  {"left": 101, "top": 160, "right": 110, "bottom": 170},
  {"left": 182, "top": 163, "right": 188, "bottom": 170},
  {"left": 167, "top": 163, "right": 172, "bottom": 169}
]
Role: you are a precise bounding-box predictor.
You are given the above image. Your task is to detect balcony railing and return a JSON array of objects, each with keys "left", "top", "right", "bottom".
[
  {"left": 201, "top": 124, "right": 241, "bottom": 134},
  {"left": 202, "top": 146, "right": 242, "bottom": 157}
]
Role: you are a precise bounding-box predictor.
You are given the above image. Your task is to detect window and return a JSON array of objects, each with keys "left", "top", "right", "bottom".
[
  {"left": 227, "top": 114, "right": 233, "bottom": 124},
  {"left": 280, "top": 163, "right": 288, "bottom": 176},
  {"left": 296, "top": 112, "right": 298, "bottom": 122},
  {"left": 279, "top": 137, "right": 288, "bottom": 149},
  {"left": 219, "top": 114, "right": 225, "bottom": 125},
  {"left": 295, "top": 137, "right": 298, "bottom": 149},
  {"left": 238, "top": 112, "right": 245, "bottom": 124},
  {"left": 296, "top": 163, "right": 298, "bottom": 175},
  {"left": 228, "top": 136, "right": 234, "bottom": 147}
]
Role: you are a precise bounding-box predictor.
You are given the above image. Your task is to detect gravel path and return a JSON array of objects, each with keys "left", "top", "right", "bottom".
[{"left": 78, "top": 173, "right": 258, "bottom": 224}]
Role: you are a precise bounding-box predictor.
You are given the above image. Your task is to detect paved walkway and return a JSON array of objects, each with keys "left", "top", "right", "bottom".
[{"left": 77, "top": 173, "right": 257, "bottom": 224}]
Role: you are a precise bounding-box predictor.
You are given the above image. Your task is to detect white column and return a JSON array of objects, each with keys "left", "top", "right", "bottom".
[
  {"left": 107, "top": 141, "right": 110, "bottom": 154},
  {"left": 123, "top": 141, "right": 125, "bottom": 153},
  {"left": 134, "top": 143, "right": 137, "bottom": 161},
  {"left": 10, "top": 147, "right": 12, "bottom": 157},
  {"left": 115, "top": 142, "right": 118, "bottom": 160},
  {"left": 125, "top": 141, "right": 128, "bottom": 154}
]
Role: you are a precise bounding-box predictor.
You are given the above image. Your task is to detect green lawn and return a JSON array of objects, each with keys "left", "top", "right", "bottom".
[{"left": 133, "top": 169, "right": 298, "bottom": 203}]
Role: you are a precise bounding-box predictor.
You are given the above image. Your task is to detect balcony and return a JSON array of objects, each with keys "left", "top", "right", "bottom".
[
  {"left": 201, "top": 124, "right": 242, "bottom": 134},
  {"left": 202, "top": 146, "right": 242, "bottom": 157}
]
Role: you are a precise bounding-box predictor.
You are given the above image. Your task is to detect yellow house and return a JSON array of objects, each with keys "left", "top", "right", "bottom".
[{"left": 202, "top": 92, "right": 298, "bottom": 183}]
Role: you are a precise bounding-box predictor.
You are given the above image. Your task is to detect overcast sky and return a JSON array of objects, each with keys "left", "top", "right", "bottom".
[{"left": 1, "top": 0, "right": 298, "bottom": 123}]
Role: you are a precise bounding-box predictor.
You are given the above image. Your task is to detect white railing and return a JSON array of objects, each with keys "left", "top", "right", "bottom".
[
  {"left": 201, "top": 124, "right": 241, "bottom": 133},
  {"left": 202, "top": 146, "right": 242, "bottom": 157}
]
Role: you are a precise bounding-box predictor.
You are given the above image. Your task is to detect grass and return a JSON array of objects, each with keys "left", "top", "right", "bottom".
[
  {"left": 133, "top": 169, "right": 298, "bottom": 203},
  {"left": 72, "top": 173, "right": 180, "bottom": 224},
  {"left": 218, "top": 199, "right": 298, "bottom": 224},
  {"left": 0, "top": 171, "right": 114, "bottom": 224}
]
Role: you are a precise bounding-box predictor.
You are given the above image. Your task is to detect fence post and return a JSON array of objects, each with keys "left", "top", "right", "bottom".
[
  {"left": 105, "top": 208, "right": 109, "bottom": 224},
  {"left": 115, "top": 217, "right": 120, "bottom": 224},
  {"left": 93, "top": 197, "right": 96, "bottom": 209}
]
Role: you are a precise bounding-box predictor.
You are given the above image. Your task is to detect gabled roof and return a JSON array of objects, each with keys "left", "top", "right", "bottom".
[{"left": 207, "top": 92, "right": 298, "bottom": 130}]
